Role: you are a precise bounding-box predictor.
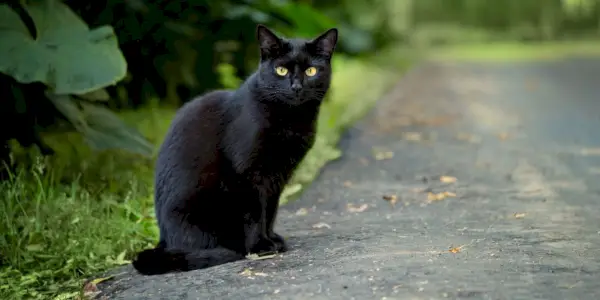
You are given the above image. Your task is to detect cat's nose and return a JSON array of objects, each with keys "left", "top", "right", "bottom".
[{"left": 291, "top": 82, "right": 302, "bottom": 92}]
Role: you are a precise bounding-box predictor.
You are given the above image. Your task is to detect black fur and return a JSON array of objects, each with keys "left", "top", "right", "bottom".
[{"left": 132, "top": 25, "right": 338, "bottom": 275}]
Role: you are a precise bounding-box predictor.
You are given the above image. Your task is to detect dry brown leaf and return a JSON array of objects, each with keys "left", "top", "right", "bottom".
[
  {"left": 382, "top": 194, "right": 398, "bottom": 207},
  {"left": 374, "top": 151, "right": 394, "bottom": 160},
  {"left": 295, "top": 208, "right": 308, "bottom": 216},
  {"left": 240, "top": 268, "right": 269, "bottom": 278},
  {"left": 312, "top": 222, "right": 331, "bottom": 229},
  {"left": 402, "top": 132, "right": 422, "bottom": 141},
  {"left": 455, "top": 132, "right": 481, "bottom": 144},
  {"left": 343, "top": 181, "right": 353, "bottom": 187},
  {"left": 82, "top": 282, "right": 99, "bottom": 297},
  {"left": 246, "top": 253, "right": 277, "bottom": 260},
  {"left": 82, "top": 275, "right": 114, "bottom": 298},
  {"left": 347, "top": 203, "right": 369, "bottom": 213},
  {"left": 449, "top": 246, "right": 462, "bottom": 254},
  {"left": 498, "top": 132, "right": 509, "bottom": 140},
  {"left": 514, "top": 212, "right": 526, "bottom": 219},
  {"left": 440, "top": 176, "right": 457, "bottom": 183},
  {"left": 427, "top": 191, "right": 456, "bottom": 202},
  {"left": 240, "top": 268, "right": 253, "bottom": 276}
]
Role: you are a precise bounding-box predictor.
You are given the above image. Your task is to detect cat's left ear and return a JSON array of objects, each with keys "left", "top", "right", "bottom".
[
  {"left": 310, "top": 28, "right": 338, "bottom": 59},
  {"left": 256, "top": 24, "right": 282, "bottom": 59}
]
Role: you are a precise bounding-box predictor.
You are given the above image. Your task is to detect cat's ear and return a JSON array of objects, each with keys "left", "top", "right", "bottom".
[
  {"left": 256, "top": 24, "right": 282, "bottom": 59},
  {"left": 310, "top": 28, "right": 338, "bottom": 58}
]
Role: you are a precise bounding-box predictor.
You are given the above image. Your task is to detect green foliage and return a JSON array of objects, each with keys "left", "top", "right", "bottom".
[
  {"left": 409, "top": 0, "right": 600, "bottom": 44},
  {"left": 0, "top": 1, "right": 126, "bottom": 94},
  {"left": 47, "top": 93, "right": 153, "bottom": 156},
  {"left": 0, "top": 0, "right": 152, "bottom": 160},
  {"left": 2, "top": 0, "right": 386, "bottom": 163}
]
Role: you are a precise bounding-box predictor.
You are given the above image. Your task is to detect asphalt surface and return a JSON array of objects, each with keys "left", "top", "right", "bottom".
[{"left": 97, "top": 58, "right": 600, "bottom": 300}]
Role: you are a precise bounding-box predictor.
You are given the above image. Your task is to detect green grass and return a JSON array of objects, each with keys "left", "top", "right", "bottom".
[
  {"left": 0, "top": 50, "right": 411, "bottom": 300},
  {"left": 426, "top": 40, "right": 600, "bottom": 62}
]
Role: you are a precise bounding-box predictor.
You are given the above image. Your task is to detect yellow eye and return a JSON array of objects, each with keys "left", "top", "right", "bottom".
[
  {"left": 305, "top": 67, "right": 317, "bottom": 77},
  {"left": 275, "top": 66, "right": 288, "bottom": 76}
]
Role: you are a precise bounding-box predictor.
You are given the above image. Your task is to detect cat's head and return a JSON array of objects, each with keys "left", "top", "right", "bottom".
[{"left": 254, "top": 25, "right": 338, "bottom": 105}]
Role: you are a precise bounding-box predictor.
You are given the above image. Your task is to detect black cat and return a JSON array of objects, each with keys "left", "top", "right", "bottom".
[{"left": 132, "top": 24, "right": 338, "bottom": 275}]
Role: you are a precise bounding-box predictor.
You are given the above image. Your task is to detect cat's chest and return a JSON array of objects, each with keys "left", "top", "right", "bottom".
[
  {"left": 248, "top": 129, "right": 313, "bottom": 169},
  {"left": 262, "top": 130, "right": 313, "bottom": 158}
]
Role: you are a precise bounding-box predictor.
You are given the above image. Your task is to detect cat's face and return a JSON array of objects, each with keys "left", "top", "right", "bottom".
[{"left": 255, "top": 25, "right": 338, "bottom": 105}]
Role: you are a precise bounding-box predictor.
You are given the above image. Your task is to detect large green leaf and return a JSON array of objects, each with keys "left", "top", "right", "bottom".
[
  {"left": 267, "top": 1, "right": 337, "bottom": 38},
  {"left": 0, "top": 0, "right": 127, "bottom": 95},
  {"left": 46, "top": 92, "right": 154, "bottom": 157}
]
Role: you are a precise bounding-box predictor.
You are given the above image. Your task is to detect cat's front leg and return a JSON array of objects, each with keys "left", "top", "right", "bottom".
[
  {"left": 244, "top": 173, "right": 288, "bottom": 254},
  {"left": 268, "top": 231, "right": 288, "bottom": 252},
  {"left": 265, "top": 194, "right": 288, "bottom": 252},
  {"left": 243, "top": 195, "right": 278, "bottom": 255},
  {"left": 244, "top": 221, "right": 278, "bottom": 255}
]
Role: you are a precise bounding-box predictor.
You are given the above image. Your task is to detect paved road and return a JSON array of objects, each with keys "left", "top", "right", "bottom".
[{"left": 97, "top": 58, "right": 600, "bottom": 300}]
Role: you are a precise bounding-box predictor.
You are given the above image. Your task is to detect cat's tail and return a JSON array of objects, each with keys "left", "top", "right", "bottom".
[{"left": 132, "top": 244, "right": 245, "bottom": 275}]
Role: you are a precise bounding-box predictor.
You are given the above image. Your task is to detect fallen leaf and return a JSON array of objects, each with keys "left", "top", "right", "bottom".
[
  {"left": 427, "top": 191, "right": 456, "bottom": 202},
  {"left": 498, "top": 132, "right": 509, "bottom": 140},
  {"left": 374, "top": 151, "right": 394, "bottom": 160},
  {"left": 343, "top": 181, "right": 353, "bottom": 187},
  {"left": 246, "top": 253, "right": 277, "bottom": 260},
  {"left": 295, "top": 208, "right": 308, "bottom": 216},
  {"left": 382, "top": 194, "right": 398, "bottom": 207},
  {"left": 449, "top": 246, "right": 462, "bottom": 254},
  {"left": 347, "top": 203, "right": 369, "bottom": 213},
  {"left": 82, "top": 276, "right": 113, "bottom": 299},
  {"left": 312, "top": 222, "right": 331, "bottom": 229},
  {"left": 239, "top": 267, "right": 269, "bottom": 278},
  {"left": 83, "top": 282, "right": 99, "bottom": 294},
  {"left": 455, "top": 132, "right": 481, "bottom": 143},
  {"left": 240, "top": 268, "right": 253, "bottom": 276},
  {"left": 90, "top": 275, "right": 114, "bottom": 285},
  {"left": 439, "top": 176, "right": 457, "bottom": 183},
  {"left": 514, "top": 212, "right": 526, "bottom": 219},
  {"left": 402, "top": 132, "right": 422, "bottom": 141}
]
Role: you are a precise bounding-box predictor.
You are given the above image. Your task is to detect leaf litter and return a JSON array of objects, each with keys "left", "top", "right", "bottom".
[
  {"left": 439, "top": 175, "right": 457, "bottom": 183},
  {"left": 239, "top": 268, "right": 269, "bottom": 279},
  {"left": 382, "top": 194, "right": 398, "bottom": 207},
  {"left": 402, "top": 132, "right": 423, "bottom": 141},
  {"left": 373, "top": 151, "right": 394, "bottom": 160},
  {"left": 427, "top": 191, "right": 456, "bottom": 202},
  {"left": 513, "top": 212, "right": 526, "bottom": 219},
  {"left": 81, "top": 275, "right": 115, "bottom": 299},
  {"left": 347, "top": 203, "right": 369, "bottom": 212},
  {"left": 295, "top": 208, "right": 308, "bottom": 216},
  {"left": 312, "top": 222, "right": 331, "bottom": 229},
  {"left": 246, "top": 253, "right": 277, "bottom": 260}
]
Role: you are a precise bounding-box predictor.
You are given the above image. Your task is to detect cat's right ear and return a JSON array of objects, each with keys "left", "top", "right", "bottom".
[{"left": 256, "top": 24, "right": 282, "bottom": 60}]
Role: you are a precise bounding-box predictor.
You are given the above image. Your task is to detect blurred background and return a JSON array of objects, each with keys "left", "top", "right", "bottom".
[{"left": 1, "top": 0, "right": 599, "bottom": 299}]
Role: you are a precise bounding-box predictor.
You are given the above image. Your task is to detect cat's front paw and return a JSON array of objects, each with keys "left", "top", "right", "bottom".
[
  {"left": 269, "top": 232, "right": 288, "bottom": 253},
  {"left": 250, "top": 237, "right": 279, "bottom": 255}
]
